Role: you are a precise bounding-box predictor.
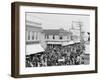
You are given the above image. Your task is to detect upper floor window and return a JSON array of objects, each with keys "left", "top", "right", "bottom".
[
  {"left": 67, "top": 36, "right": 70, "bottom": 39},
  {"left": 28, "top": 31, "right": 30, "bottom": 40},
  {"left": 36, "top": 32, "right": 38, "bottom": 40},
  {"left": 53, "top": 35, "right": 55, "bottom": 39},
  {"left": 60, "top": 36, "right": 63, "bottom": 39},
  {"left": 45, "top": 35, "right": 47, "bottom": 39},
  {"left": 47, "top": 35, "right": 49, "bottom": 39},
  {"left": 32, "top": 31, "right": 34, "bottom": 40}
]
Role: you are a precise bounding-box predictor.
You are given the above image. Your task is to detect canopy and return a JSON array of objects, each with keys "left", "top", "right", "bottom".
[
  {"left": 26, "top": 44, "right": 45, "bottom": 55},
  {"left": 62, "top": 41, "right": 75, "bottom": 46},
  {"left": 47, "top": 41, "right": 62, "bottom": 45},
  {"left": 74, "top": 40, "right": 80, "bottom": 43}
]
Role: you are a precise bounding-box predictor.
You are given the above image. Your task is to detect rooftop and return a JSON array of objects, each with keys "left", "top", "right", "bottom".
[
  {"left": 26, "top": 25, "right": 42, "bottom": 29},
  {"left": 43, "top": 28, "right": 72, "bottom": 36}
]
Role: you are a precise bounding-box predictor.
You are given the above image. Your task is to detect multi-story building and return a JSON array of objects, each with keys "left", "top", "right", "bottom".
[
  {"left": 26, "top": 20, "right": 45, "bottom": 55},
  {"left": 43, "top": 28, "right": 72, "bottom": 46},
  {"left": 25, "top": 20, "right": 76, "bottom": 55}
]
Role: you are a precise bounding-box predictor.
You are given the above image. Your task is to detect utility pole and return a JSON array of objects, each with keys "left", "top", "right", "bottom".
[{"left": 70, "top": 21, "right": 84, "bottom": 42}]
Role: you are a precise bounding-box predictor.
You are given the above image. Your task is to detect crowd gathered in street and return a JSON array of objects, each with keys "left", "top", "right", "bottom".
[{"left": 26, "top": 43, "right": 87, "bottom": 67}]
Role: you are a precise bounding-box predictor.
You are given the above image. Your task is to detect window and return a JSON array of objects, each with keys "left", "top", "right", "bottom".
[
  {"left": 67, "top": 36, "right": 70, "bottom": 39},
  {"left": 36, "top": 32, "right": 38, "bottom": 40},
  {"left": 60, "top": 36, "right": 62, "bottom": 39},
  {"left": 53, "top": 35, "right": 55, "bottom": 39},
  {"left": 32, "top": 31, "right": 34, "bottom": 40},
  {"left": 45, "top": 35, "right": 47, "bottom": 39},
  {"left": 28, "top": 31, "right": 30, "bottom": 40},
  {"left": 47, "top": 35, "right": 49, "bottom": 39}
]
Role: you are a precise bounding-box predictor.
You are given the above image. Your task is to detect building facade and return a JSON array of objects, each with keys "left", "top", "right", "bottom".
[
  {"left": 43, "top": 28, "right": 72, "bottom": 46},
  {"left": 26, "top": 21, "right": 45, "bottom": 44}
]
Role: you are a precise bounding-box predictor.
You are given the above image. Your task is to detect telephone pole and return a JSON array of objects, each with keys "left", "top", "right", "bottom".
[{"left": 70, "top": 21, "right": 84, "bottom": 42}]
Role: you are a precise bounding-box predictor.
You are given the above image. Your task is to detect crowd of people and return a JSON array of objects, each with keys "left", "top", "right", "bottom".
[{"left": 26, "top": 43, "right": 86, "bottom": 67}]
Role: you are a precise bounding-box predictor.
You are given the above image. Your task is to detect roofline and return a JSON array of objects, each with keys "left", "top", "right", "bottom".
[{"left": 26, "top": 25, "right": 42, "bottom": 29}]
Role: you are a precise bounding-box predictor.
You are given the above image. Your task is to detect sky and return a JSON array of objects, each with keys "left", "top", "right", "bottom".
[{"left": 26, "top": 12, "right": 90, "bottom": 36}]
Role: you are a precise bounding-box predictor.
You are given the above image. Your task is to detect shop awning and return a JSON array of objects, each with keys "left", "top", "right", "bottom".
[
  {"left": 62, "top": 41, "right": 75, "bottom": 46},
  {"left": 26, "top": 44, "right": 45, "bottom": 55},
  {"left": 47, "top": 41, "right": 62, "bottom": 45}
]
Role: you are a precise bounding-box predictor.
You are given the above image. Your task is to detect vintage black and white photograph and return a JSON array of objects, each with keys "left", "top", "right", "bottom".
[
  {"left": 25, "top": 12, "right": 90, "bottom": 67},
  {"left": 11, "top": 2, "right": 97, "bottom": 78}
]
